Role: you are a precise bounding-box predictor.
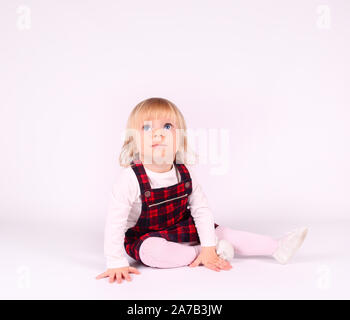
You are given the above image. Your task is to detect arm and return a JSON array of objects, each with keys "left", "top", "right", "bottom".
[
  {"left": 104, "top": 168, "right": 138, "bottom": 269},
  {"left": 187, "top": 167, "right": 217, "bottom": 248},
  {"left": 187, "top": 167, "right": 232, "bottom": 271}
]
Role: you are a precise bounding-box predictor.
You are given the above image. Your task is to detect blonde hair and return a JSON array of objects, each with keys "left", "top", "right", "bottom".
[{"left": 119, "top": 97, "right": 198, "bottom": 167}]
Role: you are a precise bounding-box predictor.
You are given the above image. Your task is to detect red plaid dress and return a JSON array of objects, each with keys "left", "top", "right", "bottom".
[{"left": 124, "top": 159, "right": 219, "bottom": 262}]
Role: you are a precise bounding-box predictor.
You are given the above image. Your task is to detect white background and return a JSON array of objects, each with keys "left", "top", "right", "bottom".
[{"left": 0, "top": 0, "right": 349, "bottom": 299}]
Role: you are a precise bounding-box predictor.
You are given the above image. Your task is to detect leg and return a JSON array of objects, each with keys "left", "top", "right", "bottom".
[
  {"left": 139, "top": 237, "right": 201, "bottom": 268},
  {"left": 215, "top": 225, "right": 278, "bottom": 256}
]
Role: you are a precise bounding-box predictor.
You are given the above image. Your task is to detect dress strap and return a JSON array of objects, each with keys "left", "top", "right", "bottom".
[
  {"left": 173, "top": 162, "right": 191, "bottom": 183},
  {"left": 130, "top": 159, "right": 152, "bottom": 194}
]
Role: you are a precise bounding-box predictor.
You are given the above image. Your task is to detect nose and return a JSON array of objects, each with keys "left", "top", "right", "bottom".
[{"left": 153, "top": 128, "right": 164, "bottom": 138}]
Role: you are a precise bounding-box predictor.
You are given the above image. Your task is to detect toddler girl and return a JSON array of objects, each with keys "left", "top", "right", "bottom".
[{"left": 96, "top": 97, "right": 308, "bottom": 284}]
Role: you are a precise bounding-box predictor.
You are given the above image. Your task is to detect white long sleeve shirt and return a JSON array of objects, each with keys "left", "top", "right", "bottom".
[{"left": 104, "top": 163, "right": 217, "bottom": 269}]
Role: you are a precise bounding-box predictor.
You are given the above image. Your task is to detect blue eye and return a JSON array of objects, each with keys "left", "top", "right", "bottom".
[
  {"left": 143, "top": 124, "right": 151, "bottom": 131},
  {"left": 164, "top": 123, "right": 172, "bottom": 130}
]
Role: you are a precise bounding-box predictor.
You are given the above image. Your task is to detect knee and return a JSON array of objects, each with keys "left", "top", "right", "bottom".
[{"left": 139, "top": 237, "right": 167, "bottom": 267}]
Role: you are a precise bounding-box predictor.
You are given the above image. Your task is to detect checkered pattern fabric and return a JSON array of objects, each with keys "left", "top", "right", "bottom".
[{"left": 124, "top": 159, "right": 219, "bottom": 262}]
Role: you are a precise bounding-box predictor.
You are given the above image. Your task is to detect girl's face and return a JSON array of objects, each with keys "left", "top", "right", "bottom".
[{"left": 136, "top": 118, "right": 178, "bottom": 165}]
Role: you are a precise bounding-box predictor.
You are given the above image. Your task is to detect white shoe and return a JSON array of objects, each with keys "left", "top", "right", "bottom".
[
  {"left": 272, "top": 227, "right": 308, "bottom": 264},
  {"left": 215, "top": 237, "right": 235, "bottom": 261}
]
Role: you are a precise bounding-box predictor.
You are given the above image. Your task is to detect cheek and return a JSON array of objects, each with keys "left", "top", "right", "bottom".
[
  {"left": 143, "top": 133, "right": 153, "bottom": 151},
  {"left": 141, "top": 132, "right": 150, "bottom": 142},
  {"left": 136, "top": 131, "right": 150, "bottom": 150},
  {"left": 168, "top": 132, "right": 177, "bottom": 151}
]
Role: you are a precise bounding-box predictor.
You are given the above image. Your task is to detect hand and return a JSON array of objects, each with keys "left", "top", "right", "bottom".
[
  {"left": 96, "top": 266, "right": 140, "bottom": 284},
  {"left": 189, "top": 246, "right": 232, "bottom": 272}
]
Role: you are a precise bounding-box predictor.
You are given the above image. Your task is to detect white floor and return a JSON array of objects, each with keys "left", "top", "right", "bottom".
[{"left": 1, "top": 218, "right": 349, "bottom": 300}]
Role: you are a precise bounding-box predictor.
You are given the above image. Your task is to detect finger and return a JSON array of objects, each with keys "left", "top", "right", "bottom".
[
  {"left": 123, "top": 271, "right": 132, "bottom": 282},
  {"left": 116, "top": 273, "right": 122, "bottom": 284},
  {"left": 109, "top": 273, "right": 116, "bottom": 283},
  {"left": 215, "top": 259, "right": 229, "bottom": 269},
  {"left": 96, "top": 272, "right": 107, "bottom": 280},
  {"left": 212, "top": 262, "right": 222, "bottom": 270},
  {"left": 219, "top": 259, "right": 233, "bottom": 269},
  {"left": 219, "top": 262, "right": 232, "bottom": 270},
  {"left": 222, "top": 261, "right": 233, "bottom": 270},
  {"left": 189, "top": 259, "right": 200, "bottom": 267},
  {"left": 216, "top": 258, "right": 231, "bottom": 268},
  {"left": 116, "top": 273, "right": 122, "bottom": 283},
  {"left": 207, "top": 261, "right": 220, "bottom": 270},
  {"left": 128, "top": 267, "right": 140, "bottom": 274},
  {"left": 218, "top": 263, "right": 231, "bottom": 270},
  {"left": 206, "top": 263, "right": 220, "bottom": 272}
]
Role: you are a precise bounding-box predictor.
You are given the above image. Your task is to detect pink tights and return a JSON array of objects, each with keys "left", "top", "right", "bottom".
[{"left": 139, "top": 225, "right": 280, "bottom": 268}]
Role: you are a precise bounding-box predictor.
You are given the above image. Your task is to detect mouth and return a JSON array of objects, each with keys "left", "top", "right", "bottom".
[{"left": 152, "top": 144, "right": 167, "bottom": 147}]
